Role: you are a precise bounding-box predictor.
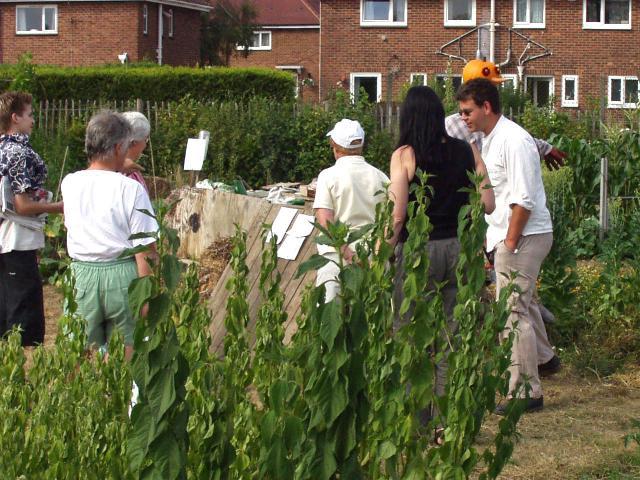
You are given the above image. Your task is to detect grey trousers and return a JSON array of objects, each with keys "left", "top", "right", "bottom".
[
  {"left": 393, "top": 238, "right": 460, "bottom": 411},
  {"left": 495, "top": 232, "right": 553, "bottom": 400}
]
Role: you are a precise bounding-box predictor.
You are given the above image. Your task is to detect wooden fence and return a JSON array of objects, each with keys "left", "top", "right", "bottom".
[{"left": 34, "top": 98, "right": 173, "bottom": 134}]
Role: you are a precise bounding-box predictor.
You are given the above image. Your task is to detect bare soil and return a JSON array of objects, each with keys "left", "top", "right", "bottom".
[{"left": 41, "top": 283, "right": 640, "bottom": 479}]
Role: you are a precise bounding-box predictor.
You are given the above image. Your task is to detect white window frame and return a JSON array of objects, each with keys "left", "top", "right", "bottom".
[
  {"left": 435, "top": 73, "right": 463, "bottom": 92},
  {"left": 513, "top": 0, "right": 545, "bottom": 28},
  {"left": 350, "top": 73, "right": 382, "bottom": 103},
  {"left": 608, "top": 76, "right": 639, "bottom": 108},
  {"left": 410, "top": 73, "right": 428, "bottom": 86},
  {"left": 167, "top": 8, "right": 174, "bottom": 38},
  {"left": 524, "top": 75, "right": 555, "bottom": 107},
  {"left": 237, "top": 31, "right": 272, "bottom": 51},
  {"left": 500, "top": 73, "right": 519, "bottom": 90},
  {"left": 360, "top": 0, "right": 407, "bottom": 27},
  {"left": 143, "top": 4, "right": 148, "bottom": 35},
  {"left": 444, "top": 0, "right": 476, "bottom": 27},
  {"left": 583, "top": 0, "right": 631, "bottom": 30},
  {"left": 16, "top": 4, "right": 57, "bottom": 35},
  {"left": 561, "top": 75, "right": 579, "bottom": 108}
]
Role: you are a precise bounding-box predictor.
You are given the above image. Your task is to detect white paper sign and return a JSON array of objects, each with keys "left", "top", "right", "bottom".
[
  {"left": 267, "top": 207, "right": 298, "bottom": 244},
  {"left": 287, "top": 214, "right": 315, "bottom": 238},
  {"left": 277, "top": 234, "right": 305, "bottom": 260},
  {"left": 183, "top": 138, "right": 208, "bottom": 171}
]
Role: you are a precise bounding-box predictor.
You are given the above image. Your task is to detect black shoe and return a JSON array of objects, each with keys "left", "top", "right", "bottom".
[
  {"left": 494, "top": 396, "right": 544, "bottom": 416},
  {"left": 538, "top": 355, "right": 561, "bottom": 377}
]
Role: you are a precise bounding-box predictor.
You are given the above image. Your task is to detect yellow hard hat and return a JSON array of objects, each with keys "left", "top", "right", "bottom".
[{"left": 462, "top": 59, "right": 505, "bottom": 84}]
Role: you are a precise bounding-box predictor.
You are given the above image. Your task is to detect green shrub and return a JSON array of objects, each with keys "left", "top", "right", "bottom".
[{"left": 0, "top": 65, "right": 295, "bottom": 102}]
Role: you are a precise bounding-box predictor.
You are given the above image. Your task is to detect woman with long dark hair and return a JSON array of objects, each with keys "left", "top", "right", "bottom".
[{"left": 388, "top": 86, "right": 494, "bottom": 442}]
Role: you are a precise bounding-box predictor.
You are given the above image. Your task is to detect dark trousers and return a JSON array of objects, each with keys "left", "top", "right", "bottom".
[{"left": 0, "top": 250, "right": 45, "bottom": 346}]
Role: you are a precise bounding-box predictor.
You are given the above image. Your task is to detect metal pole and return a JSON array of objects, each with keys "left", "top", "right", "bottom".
[
  {"left": 599, "top": 157, "right": 609, "bottom": 241},
  {"left": 489, "top": 0, "right": 496, "bottom": 63}
]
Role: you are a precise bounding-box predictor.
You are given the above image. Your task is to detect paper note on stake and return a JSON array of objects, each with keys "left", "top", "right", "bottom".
[
  {"left": 287, "top": 214, "right": 315, "bottom": 237},
  {"left": 266, "top": 207, "right": 298, "bottom": 244},
  {"left": 183, "top": 138, "right": 208, "bottom": 171},
  {"left": 277, "top": 234, "right": 305, "bottom": 260}
]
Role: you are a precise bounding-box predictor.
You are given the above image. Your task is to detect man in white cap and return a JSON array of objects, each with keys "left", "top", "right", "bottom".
[{"left": 313, "top": 119, "right": 389, "bottom": 302}]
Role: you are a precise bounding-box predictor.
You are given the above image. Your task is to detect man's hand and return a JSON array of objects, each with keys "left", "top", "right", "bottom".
[
  {"left": 544, "top": 147, "right": 567, "bottom": 170},
  {"left": 340, "top": 244, "right": 355, "bottom": 264}
]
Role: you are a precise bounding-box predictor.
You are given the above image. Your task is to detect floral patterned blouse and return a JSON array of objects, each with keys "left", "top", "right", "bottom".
[{"left": 0, "top": 134, "right": 48, "bottom": 194}]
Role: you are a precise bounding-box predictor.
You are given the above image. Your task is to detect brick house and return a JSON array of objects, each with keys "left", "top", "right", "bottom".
[
  {"left": 319, "top": 0, "right": 640, "bottom": 113},
  {"left": 227, "top": 0, "right": 320, "bottom": 101},
  {"left": 0, "top": 0, "right": 210, "bottom": 66}
]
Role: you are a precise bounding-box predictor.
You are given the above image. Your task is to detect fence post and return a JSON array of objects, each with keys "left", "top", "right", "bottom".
[
  {"left": 136, "top": 98, "right": 143, "bottom": 113},
  {"left": 599, "top": 156, "right": 609, "bottom": 241}
]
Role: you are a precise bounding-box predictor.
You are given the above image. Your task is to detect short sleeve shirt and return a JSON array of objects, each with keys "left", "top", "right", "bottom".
[
  {"left": 0, "top": 134, "right": 47, "bottom": 252},
  {"left": 62, "top": 170, "right": 159, "bottom": 261},
  {"left": 313, "top": 155, "right": 390, "bottom": 255}
]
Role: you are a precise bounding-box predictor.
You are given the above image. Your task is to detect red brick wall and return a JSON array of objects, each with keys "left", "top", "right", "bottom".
[
  {"left": 0, "top": 2, "right": 201, "bottom": 66},
  {"left": 320, "top": 0, "right": 640, "bottom": 113},
  {"left": 228, "top": 28, "right": 320, "bottom": 102}
]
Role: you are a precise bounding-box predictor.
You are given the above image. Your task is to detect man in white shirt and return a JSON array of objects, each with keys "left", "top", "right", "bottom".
[
  {"left": 313, "top": 119, "right": 389, "bottom": 302},
  {"left": 457, "top": 78, "right": 553, "bottom": 414}
]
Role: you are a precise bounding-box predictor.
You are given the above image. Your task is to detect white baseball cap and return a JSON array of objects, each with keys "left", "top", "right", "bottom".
[{"left": 326, "top": 119, "right": 365, "bottom": 149}]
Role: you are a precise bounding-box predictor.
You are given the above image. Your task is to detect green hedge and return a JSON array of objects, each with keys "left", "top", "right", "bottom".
[{"left": 0, "top": 65, "right": 295, "bottom": 101}]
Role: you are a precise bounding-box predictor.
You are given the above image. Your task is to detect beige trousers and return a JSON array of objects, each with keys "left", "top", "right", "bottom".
[{"left": 495, "top": 232, "right": 553, "bottom": 399}]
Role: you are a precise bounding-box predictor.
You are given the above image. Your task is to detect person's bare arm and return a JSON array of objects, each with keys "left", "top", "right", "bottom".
[
  {"left": 122, "top": 157, "right": 145, "bottom": 174},
  {"left": 505, "top": 205, "right": 531, "bottom": 252},
  {"left": 388, "top": 148, "right": 411, "bottom": 248},
  {"left": 134, "top": 242, "right": 157, "bottom": 278},
  {"left": 14, "top": 192, "right": 63, "bottom": 215},
  {"left": 470, "top": 143, "right": 495, "bottom": 214},
  {"left": 315, "top": 208, "right": 354, "bottom": 263}
]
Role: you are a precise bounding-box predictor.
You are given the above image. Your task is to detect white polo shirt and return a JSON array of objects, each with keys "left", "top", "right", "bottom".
[
  {"left": 313, "top": 155, "right": 389, "bottom": 255},
  {"left": 482, "top": 115, "right": 553, "bottom": 252}
]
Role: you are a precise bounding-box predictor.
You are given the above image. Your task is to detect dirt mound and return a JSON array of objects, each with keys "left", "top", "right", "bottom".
[{"left": 197, "top": 238, "right": 232, "bottom": 296}]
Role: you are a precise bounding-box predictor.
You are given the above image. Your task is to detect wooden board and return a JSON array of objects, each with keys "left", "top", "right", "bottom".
[{"left": 208, "top": 203, "right": 317, "bottom": 355}]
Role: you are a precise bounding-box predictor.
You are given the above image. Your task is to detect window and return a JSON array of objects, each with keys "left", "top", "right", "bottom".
[
  {"left": 410, "top": 73, "right": 427, "bottom": 86},
  {"left": 277, "top": 66, "right": 301, "bottom": 98},
  {"left": 167, "top": 8, "right": 174, "bottom": 38},
  {"left": 514, "top": 0, "right": 545, "bottom": 28},
  {"left": 350, "top": 73, "right": 382, "bottom": 103},
  {"left": 525, "top": 76, "right": 554, "bottom": 107},
  {"left": 361, "top": 0, "right": 407, "bottom": 26},
  {"left": 436, "top": 74, "right": 462, "bottom": 92},
  {"left": 608, "top": 76, "right": 639, "bottom": 108},
  {"left": 501, "top": 73, "right": 519, "bottom": 90},
  {"left": 561, "top": 75, "right": 579, "bottom": 108},
  {"left": 445, "top": 0, "right": 475, "bottom": 27},
  {"left": 16, "top": 5, "right": 57, "bottom": 34},
  {"left": 238, "top": 31, "right": 272, "bottom": 50},
  {"left": 584, "top": 0, "right": 631, "bottom": 29},
  {"left": 143, "top": 4, "right": 148, "bottom": 35}
]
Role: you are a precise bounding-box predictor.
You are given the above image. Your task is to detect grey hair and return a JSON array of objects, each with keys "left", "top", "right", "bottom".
[
  {"left": 85, "top": 111, "right": 132, "bottom": 160},
  {"left": 122, "top": 111, "right": 151, "bottom": 141}
]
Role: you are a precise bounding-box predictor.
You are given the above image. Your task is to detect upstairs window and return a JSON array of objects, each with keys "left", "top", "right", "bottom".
[
  {"left": 445, "top": 0, "right": 475, "bottom": 27},
  {"left": 514, "top": 0, "right": 545, "bottom": 28},
  {"left": 361, "top": 0, "right": 407, "bottom": 26},
  {"left": 238, "top": 31, "right": 272, "bottom": 50},
  {"left": 16, "top": 5, "right": 57, "bottom": 34},
  {"left": 584, "top": 0, "right": 631, "bottom": 29}
]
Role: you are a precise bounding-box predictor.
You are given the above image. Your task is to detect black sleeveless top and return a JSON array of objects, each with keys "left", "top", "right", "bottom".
[{"left": 399, "top": 137, "right": 475, "bottom": 242}]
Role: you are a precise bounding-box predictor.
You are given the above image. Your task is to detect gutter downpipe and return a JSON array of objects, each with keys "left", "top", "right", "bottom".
[
  {"left": 489, "top": 0, "right": 496, "bottom": 62},
  {"left": 157, "top": 4, "right": 164, "bottom": 65}
]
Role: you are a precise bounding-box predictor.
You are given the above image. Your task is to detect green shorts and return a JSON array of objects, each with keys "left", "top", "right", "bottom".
[{"left": 71, "top": 258, "right": 138, "bottom": 347}]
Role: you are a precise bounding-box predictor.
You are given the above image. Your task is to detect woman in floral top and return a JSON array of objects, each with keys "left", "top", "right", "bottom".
[{"left": 0, "top": 91, "right": 63, "bottom": 347}]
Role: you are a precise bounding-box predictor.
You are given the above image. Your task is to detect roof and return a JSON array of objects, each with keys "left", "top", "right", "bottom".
[
  {"left": 222, "top": 0, "right": 319, "bottom": 27},
  {"left": 0, "top": 0, "right": 211, "bottom": 12}
]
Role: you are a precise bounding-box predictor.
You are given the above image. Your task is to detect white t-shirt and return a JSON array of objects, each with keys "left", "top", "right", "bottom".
[
  {"left": 61, "top": 170, "right": 159, "bottom": 262},
  {"left": 313, "top": 155, "right": 389, "bottom": 255},
  {"left": 0, "top": 220, "right": 43, "bottom": 253},
  {"left": 482, "top": 115, "right": 553, "bottom": 252}
]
